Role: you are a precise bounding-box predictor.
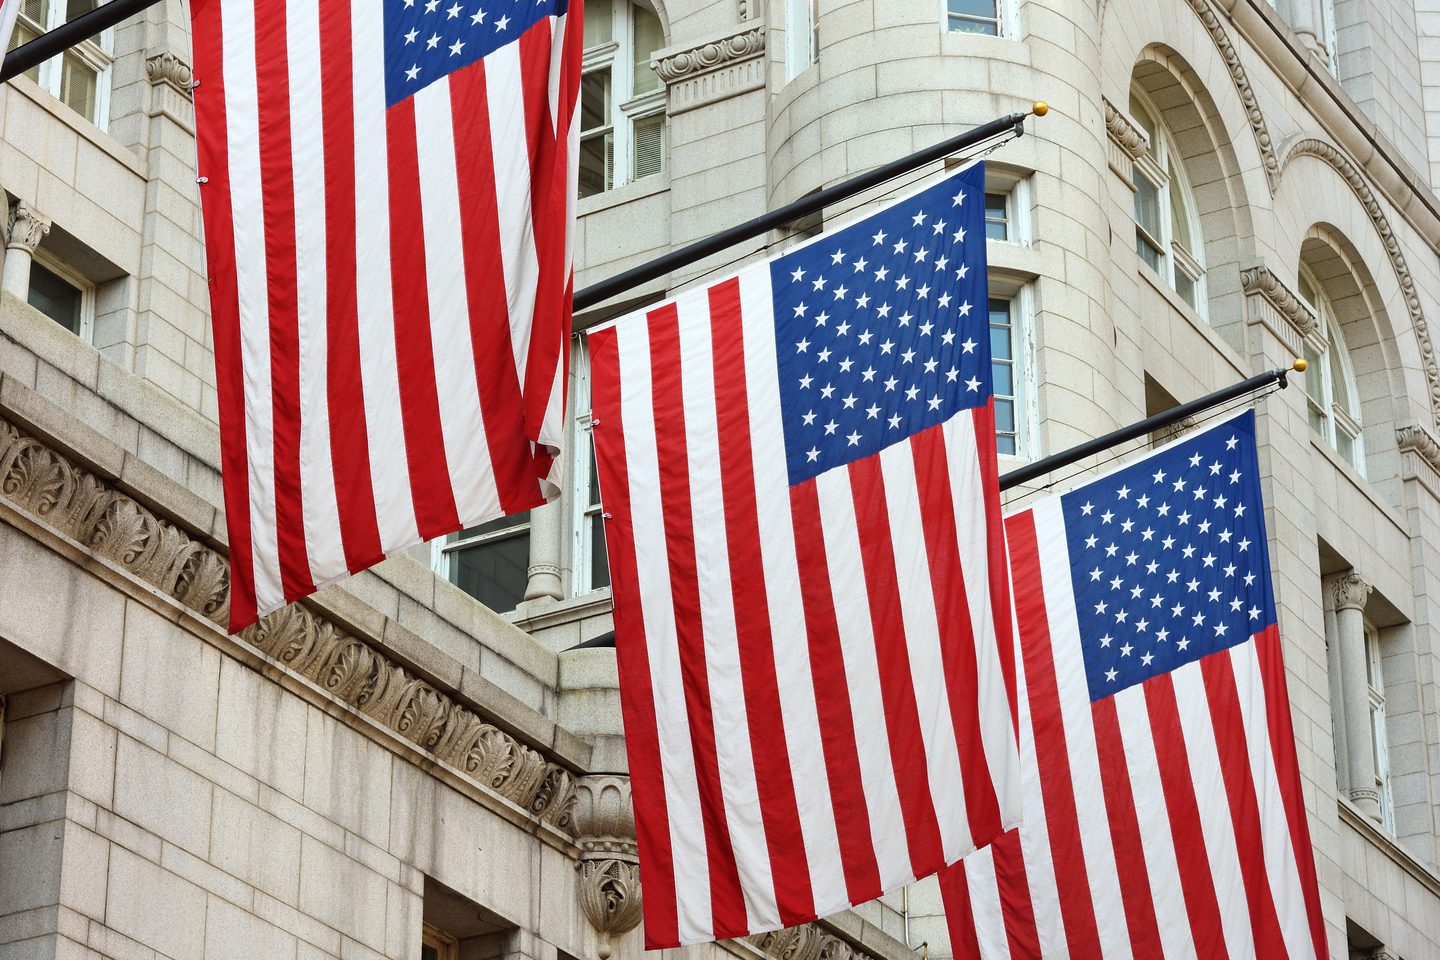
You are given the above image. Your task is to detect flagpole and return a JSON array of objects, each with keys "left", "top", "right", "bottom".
[
  {"left": 568, "top": 359, "right": 1305, "bottom": 651},
  {"left": 571, "top": 104, "right": 1048, "bottom": 312},
  {"left": 0, "top": 0, "right": 163, "bottom": 83}
]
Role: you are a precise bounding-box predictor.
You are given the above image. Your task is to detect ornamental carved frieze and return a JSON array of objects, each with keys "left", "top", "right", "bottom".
[
  {"left": 1396, "top": 424, "right": 1440, "bottom": 478},
  {"left": 573, "top": 775, "right": 642, "bottom": 959},
  {"left": 0, "top": 413, "right": 576, "bottom": 834},
  {"left": 653, "top": 24, "right": 766, "bottom": 114},
  {"left": 145, "top": 51, "right": 194, "bottom": 96},
  {"left": 1102, "top": 96, "right": 1148, "bottom": 162},
  {"left": 749, "top": 923, "right": 867, "bottom": 960},
  {"left": 1240, "top": 265, "right": 1318, "bottom": 342}
]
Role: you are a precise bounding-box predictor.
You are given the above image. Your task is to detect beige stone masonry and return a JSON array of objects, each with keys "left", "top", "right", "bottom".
[{"left": 654, "top": 23, "right": 767, "bottom": 114}]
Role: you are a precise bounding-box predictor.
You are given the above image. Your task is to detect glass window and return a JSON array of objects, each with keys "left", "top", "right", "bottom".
[
  {"left": 984, "top": 192, "right": 1009, "bottom": 240},
  {"left": 1128, "top": 86, "right": 1207, "bottom": 317},
  {"left": 571, "top": 341, "right": 610, "bottom": 594},
  {"left": 1364, "top": 623, "right": 1393, "bottom": 832},
  {"left": 946, "top": 0, "right": 1002, "bottom": 35},
  {"left": 1297, "top": 266, "right": 1364, "bottom": 472},
  {"left": 27, "top": 261, "right": 84, "bottom": 335},
  {"left": 785, "top": 0, "right": 819, "bottom": 80},
  {"left": 989, "top": 297, "right": 1024, "bottom": 457},
  {"left": 442, "top": 512, "right": 531, "bottom": 612},
  {"left": 579, "top": 0, "right": 666, "bottom": 198},
  {"left": 5, "top": 0, "right": 114, "bottom": 128}
]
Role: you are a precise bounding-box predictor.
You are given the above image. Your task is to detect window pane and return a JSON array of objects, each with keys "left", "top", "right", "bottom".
[
  {"left": 590, "top": 514, "right": 610, "bottom": 589},
  {"left": 1336, "top": 428, "right": 1355, "bottom": 466},
  {"left": 1133, "top": 171, "right": 1162, "bottom": 238},
  {"left": 949, "top": 0, "right": 999, "bottom": 16},
  {"left": 1328, "top": 339, "right": 1353, "bottom": 411},
  {"left": 947, "top": 0, "right": 999, "bottom": 33},
  {"left": 632, "top": 4, "right": 664, "bottom": 95},
  {"left": 580, "top": 69, "right": 611, "bottom": 134},
  {"left": 60, "top": 51, "right": 99, "bottom": 122},
  {"left": 27, "top": 262, "right": 82, "bottom": 334},
  {"left": 422, "top": 947, "right": 440, "bottom": 960},
  {"left": 1175, "top": 270, "right": 1197, "bottom": 309},
  {"left": 1168, "top": 162, "right": 1194, "bottom": 249},
  {"left": 989, "top": 324, "right": 1011, "bottom": 360},
  {"left": 994, "top": 397, "right": 1015, "bottom": 434},
  {"left": 1127, "top": 92, "right": 1158, "bottom": 158},
  {"left": 454, "top": 510, "right": 528, "bottom": 542},
  {"left": 453, "top": 532, "right": 529, "bottom": 611},
  {"left": 1135, "top": 230, "right": 1162, "bottom": 271},
  {"left": 8, "top": 20, "right": 42, "bottom": 83},
  {"left": 632, "top": 114, "right": 665, "bottom": 180},
  {"left": 984, "top": 192, "right": 1008, "bottom": 240},
  {"left": 20, "top": 0, "right": 47, "bottom": 27},
  {"left": 579, "top": 131, "right": 614, "bottom": 198},
  {"left": 583, "top": 0, "right": 613, "bottom": 47},
  {"left": 587, "top": 439, "right": 602, "bottom": 507},
  {"left": 65, "top": 0, "right": 98, "bottom": 20}
]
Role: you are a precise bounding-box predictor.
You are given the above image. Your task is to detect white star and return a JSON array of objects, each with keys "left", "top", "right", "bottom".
[
  {"left": 912, "top": 210, "right": 927, "bottom": 226},
  {"left": 1208, "top": 587, "right": 1222, "bottom": 603},
  {"left": 880, "top": 340, "right": 895, "bottom": 355},
  {"left": 875, "top": 266, "right": 890, "bottom": 281},
  {"left": 425, "top": 0, "right": 440, "bottom": 11},
  {"left": 1085, "top": 534, "right": 1098, "bottom": 548},
  {"left": 799, "top": 374, "right": 813, "bottom": 389},
  {"left": 905, "top": 386, "right": 920, "bottom": 401},
  {"left": 884, "top": 376, "right": 898, "bottom": 392},
  {"left": 941, "top": 330, "right": 956, "bottom": 345},
  {"left": 833, "top": 285, "right": 849, "bottom": 300},
  {"left": 928, "top": 395, "right": 942, "bottom": 411},
  {"left": 924, "top": 358, "right": 938, "bottom": 374},
  {"left": 1214, "top": 622, "right": 1228, "bottom": 637},
  {"left": 1177, "top": 638, "right": 1190, "bottom": 651},
  {"left": 1153, "top": 470, "right": 1167, "bottom": 484},
  {"left": 1157, "top": 627, "right": 1169, "bottom": 642},
  {"left": 853, "top": 257, "right": 869, "bottom": 272},
  {"left": 919, "top": 320, "right": 934, "bottom": 336},
  {"left": 875, "top": 304, "right": 891, "bottom": 319},
  {"left": 956, "top": 263, "right": 970, "bottom": 280},
  {"left": 1106, "top": 668, "right": 1119, "bottom": 682},
  {"left": 945, "top": 367, "right": 959, "bottom": 382},
  {"left": 915, "top": 284, "right": 931, "bottom": 299},
  {"left": 952, "top": 226, "right": 968, "bottom": 243},
  {"left": 1226, "top": 435, "right": 1239, "bottom": 450},
  {"left": 897, "top": 311, "right": 912, "bottom": 327},
  {"left": 935, "top": 255, "right": 950, "bottom": 271},
  {"left": 1095, "top": 600, "right": 1109, "bottom": 614},
  {"left": 796, "top": 338, "right": 811, "bottom": 353},
  {"left": 449, "top": 38, "right": 465, "bottom": 54},
  {"left": 817, "top": 347, "right": 831, "bottom": 363},
  {"left": 888, "top": 414, "right": 902, "bottom": 429},
  {"left": 405, "top": 63, "right": 421, "bottom": 80},
  {"left": 405, "top": 27, "right": 419, "bottom": 43},
  {"left": 1121, "top": 518, "right": 1135, "bottom": 533},
  {"left": 791, "top": 266, "right": 805, "bottom": 282},
  {"left": 965, "top": 376, "right": 981, "bottom": 391},
  {"left": 866, "top": 404, "right": 881, "bottom": 419},
  {"left": 1249, "top": 606, "right": 1261, "bottom": 620},
  {"left": 892, "top": 238, "right": 908, "bottom": 255},
  {"left": 495, "top": 13, "right": 510, "bottom": 28},
  {"left": 1137, "top": 494, "right": 1150, "bottom": 508},
  {"left": 812, "top": 276, "right": 827, "bottom": 291},
  {"left": 952, "top": 188, "right": 967, "bottom": 206},
  {"left": 823, "top": 420, "right": 838, "bottom": 435},
  {"left": 1173, "top": 477, "right": 1187, "bottom": 492},
  {"left": 1202, "top": 553, "right": 1216, "bottom": 567},
  {"left": 471, "top": 7, "right": 486, "bottom": 23},
  {"left": 1136, "top": 618, "right": 1148, "bottom": 632},
  {"left": 447, "top": 1, "right": 462, "bottom": 16},
  {"left": 855, "top": 293, "right": 870, "bottom": 309},
  {"left": 846, "top": 431, "right": 861, "bottom": 446},
  {"left": 1101, "top": 510, "right": 1114, "bottom": 524},
  {"left": 838, "top": 357, "right": 854, "bottom": 373},
  {"left": 426, "top": 32, "right": 441, "bottom": 48},
  {"left": 1110, "top": 576, "right": 1123, "bottom": 592},
  {"left": 802, "top": 411, "right": 817, "bottom": 426},
  {"left": 1099, "top": 633, "right": 1112, "bottom": 647},
  {"left": 1141, "top": 652, "right": 1154, "bottom": 667},
  {"left": 842, "top": 394, "right": 857, "bottom": 409},
  {"left": 835, "top": 320, "right": 851, "bottom": 336},
  {"left": 957, "top": 300, "right": 973, "bottom": 317},
  {"left": 872, "top": 229, "right": 887, "bottom": 246},
  {"left": 961, "top": 338, "right": 977, "bottom": 353},
  {"left": 1105, "top": 543, "right": 1119, "bottom": 557},
  {"left": 806, "top": 447, "right": 820, "bottom": 462},
  {"left": 1161, "top": 535, "right": 1176, "bottom": 550},
  {"left": 1189, "top": 452, "right": 1203, "bottom": 467},
  {"left": 1120, "top": 642, "right": 1133, "bottom": 657},
  {"left": 1157, "top": 503, "right": 1171, "bottom": 517},
  {"left": 914, "top": 247, "right": 929, "bottom": 263},
  {"left": 861, "top": 366, "right": 876, "bottom": 381},
  {"left": 858, "top": 330, "right": 874, "bottom": 345},
  {"left": 1081, "top": 501, "right": 1094, "bottom": 515},
  {"left": 1244, "top": 572, "right": 1256, "bottom": 586},
  {"left": 831, "top": 249, "right": 846, "bottom": 265},
  {"left": 1229, "top": 598, "right": 1243, "bottom": 612},
  {"left": 820, "top": 383, "right": 835, "bottom": 399},
  {"left": 895, "top": 275, "right": 910, "bottom": 291},
  {"left": 1117, "top": 485, "right": 1131, "bottom": 499}
]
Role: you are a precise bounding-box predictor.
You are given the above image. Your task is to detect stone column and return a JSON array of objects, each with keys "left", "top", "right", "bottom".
[
  {"left": 1322, "top": 598, "right": 1349, "bottom": 795},
  {"left": 2, "top": 202, "right": 51, "bottom": 299},
  {"left": 1329, "top": 571, "right": 1380, "bottom": 820},
  {"left": 1282, "top": 0, "right": 1323, "bottom": 53},
  {"left": 573, "top": 775, "right": 642, "bottom": 960},
  {"left": 524, "top": 498, "right": 565, "bottom": 603}
]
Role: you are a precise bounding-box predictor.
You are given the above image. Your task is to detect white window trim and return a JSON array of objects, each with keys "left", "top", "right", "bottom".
[
  {"left": 1319, "top": 0, "right": 1339, "bottom": 76},
  {"left": 12, "top": 0, "right": 114, "bottom": 130},
  {"left": 1298, "top": 264, "right": 1365, "bottom": 473},
  {"left": 1129, "top": 86, "right": 1208, "bottom": 322},
  {"left": 30, "top": 249, "right": 96, "bottom": 343},
  {"left": 987, "top": 280, "right": 1036, "bottom": 464},
  {"left": 939, "top": 0, "right": 1012, "bottom": 37},
  {"left": 984, "top": 172, "right": 1032, "bottom": 245},
  {"left": 436, "top": 514, "right": 532, "bottom": 610},
  {"left": 1363, "top": 621, "right": 1394, "bottom": 833},
  {"left": 581, "top": 0, "right": 666, "bottom": 194},
  {"left": 569, "top": 338, "right": 607, "bottom": 596},
  {"left": 785, "top": 0, "right": 818, "bottom": 82}
]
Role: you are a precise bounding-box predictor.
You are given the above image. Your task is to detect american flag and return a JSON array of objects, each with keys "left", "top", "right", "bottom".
[
  {"left": 190, "top": 0, "right": 582, "bottom": 630},
  {"left": 941, "top": 411, "right": 1328, "bottom": 959},
  {"left": 588, "top": 163, "right": 1021, "bottom": 947}
]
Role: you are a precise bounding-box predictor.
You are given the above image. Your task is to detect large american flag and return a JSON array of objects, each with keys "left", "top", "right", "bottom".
[
  {"left": 588, "top": 164, "right": 1021, "bottom": 947},
  {"left": 941, "top": 411, "right": 1328, "bottom": 959},
  {"left": 190, "top": 0, "right": 582, "bottom": 630}
]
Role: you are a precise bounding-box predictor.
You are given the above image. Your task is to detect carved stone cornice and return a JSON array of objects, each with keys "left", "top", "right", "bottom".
[
  {"left": 1396, "top": 423, "right": 1440, "bottom": 479},
  {"left": 1103, "top": 96, "right": 1148, "bottom": 162},
  {"left": 1240, "top": 265, "right": 1318, "bottom": 344},
  {"left": 574, "top": 776, "right": 641, "bottom": 959},
  {"left": 5, "top": 202, "right": 51, "bottom": 255},
  {"left": 653, "top": 24, "right": 766, "bottom": 114},
  {"left": 1282, "top": 139, "right": 1440, "bottom": 432},
  {"left": 145, "top": 51, "right": 194, "bottom": 97},
  {"left": 749, "top": 924, "right": 869, "bottom": 960},
  {"left": 1327, "top": 571, "right": 1372, "bottom": 613},
  {"left": 0, "top": 413, "right": 577, "bottom": 835}
]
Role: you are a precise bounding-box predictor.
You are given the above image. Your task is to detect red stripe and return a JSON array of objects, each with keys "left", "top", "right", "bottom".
[
  {"left": 707, "top": 279, "right": 816, "bottom": 925},
  {"left": 1090, "top": 694, "right": 1165, "bottom": 956},
  {"left": 383, "top": 98, "right": 460, "bottom": 540},
  {"left": 1200, "top": 652, "right": 1289, "bottom": 957},
  {"left": 909, "top": 425, "right": 1003, "bottom": 847},
  {"left": 252, "top": 0, "right": 314, "bottom": 602},
  {"left": 845, "top": 454, "right": 945, "bottom": 879},
  {"left": 788, "top": 480, "right": 884, "bottom": 905},
  {"left": 191, "top": 0, "right": 258, "bottom": 631},
  {"left": 1142, "top": 674, "right": 1232, "bottom": 960},
  {"left": 1004, "top": 511, "right": 1103, "bottom": 957},
  {"left": 1252, "top": 625, "right": 1328, "bottom": 959},
  {"left": 974, "top": 401, "right": 1019, "bottom": 738},
  {"left": 317, "top": 0, "right": 382, "bottom": 574},
  {"left": 447, "top": 63, "right": 541, "bottom": 514},
  {"left": 992, "top": 829, "right": 1042, "bottom": 958},
  {"left": 938, "top": 860, "right": 983, "bottom": 958},
  {"left": 647, "top": 303, "right": 749, "bottom": 938}
]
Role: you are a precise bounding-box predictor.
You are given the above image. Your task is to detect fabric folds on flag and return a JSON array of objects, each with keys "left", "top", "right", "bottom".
[
  {"left": 941, "top": 410, "right": 1327, "bottom": 959},
  {"left": 588, "top": 164, "right": 1022, "bottom": 948},
  {"left": 190, "top": 0, "right": 583, "bottom": 630},
  {"left": 0, "top": 0, "right": 19, "bottom": 75}
]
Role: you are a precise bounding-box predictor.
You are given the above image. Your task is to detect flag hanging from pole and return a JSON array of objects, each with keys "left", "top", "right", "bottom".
[
  {"left": 190, "top": 0, "right": 583, "bottom": 631},
  {"left": 588, "top": 163, "right": 1022, "bottom": 947},
  {"left": 941, "top": 410, "right": 1328, "bottom": 959},
  {"left": 0, "top": 0, "right": 20, "bottom": 75}
]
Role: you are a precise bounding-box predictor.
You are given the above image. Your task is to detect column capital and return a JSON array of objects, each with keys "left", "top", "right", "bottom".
[
  {"left": 5, "top": 202, "right": 51, "bottom": 255},
  {"left": 1327, "top": 571, "right": 1373, "bottom": 613}
]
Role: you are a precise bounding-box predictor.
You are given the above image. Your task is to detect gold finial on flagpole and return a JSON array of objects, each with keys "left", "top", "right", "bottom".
[
  {"left": 1031, "top": 101, "right": 1049, "bottom": 117},
  {"left": 1292, "top": 357, "right": 1308, "bottom": 373}
]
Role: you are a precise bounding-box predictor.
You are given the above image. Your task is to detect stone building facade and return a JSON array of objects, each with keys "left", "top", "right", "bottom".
[{"left": 3, "top": 0, "right": 1440, "bottom": 958}]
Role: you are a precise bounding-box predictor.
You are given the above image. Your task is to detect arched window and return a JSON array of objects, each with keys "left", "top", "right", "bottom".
[
  {"left": 579, "top": 0, "right": 667, "bottom": 198},
  {"left": 1128, "top": 87, "right": 1207, "bottom": 317},
  {"left": 1298, "top": 265, "right": 1364, "bottom": 472}
]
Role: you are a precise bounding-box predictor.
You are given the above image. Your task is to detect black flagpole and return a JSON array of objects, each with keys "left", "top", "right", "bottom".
[
  {"left": 567, "top": 360, "right": 1304, "bottom": 650},
  {"left": 1, "top": 0, "right": 164, "bottom": 83}
]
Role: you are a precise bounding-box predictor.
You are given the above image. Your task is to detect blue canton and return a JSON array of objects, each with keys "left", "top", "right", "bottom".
[
  {"left": 773, "top": 164, "right": 991, "bottom": 486},
  {"left": 1063, "top": 411, "right": 1276, "bottom": 702},
  {"left": 384, "top": 0, "right": 567, "bottom": 107}
]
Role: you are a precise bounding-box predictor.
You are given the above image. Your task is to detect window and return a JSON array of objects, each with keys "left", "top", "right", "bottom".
[
  {"left": 1128, "top": 87, "right": 1207, "bottom": 317},
  {"left": 1363, "top": 622, "right": 1393, "bottom": 832},
  {"left": 785, "top": 0, "right": 819, "bottom": 80},
  {"left": 580, "top": 0, "right": 666, "bottom": 198},
  {"left": 988, "top": 294, "right": 1031, "bottom": 458},
  {"left": 27, "top": 256, "right": 94, "bottom": 341},
  {"left": 570, "top": 341, "right": 610, "bottom": 595},
  {"left": 984, "top": 193, "right": 1009, "bottom": 240},
  {"left": 440, "top": 512, "right": 531, "bottom": 612},
  {"left": 1319, "top": 0, "right": 1339, "bottom": 75},
  {"left": 5, "top": 0, "right": 114, "bottom": 128},
  {"left": 421, "top": 925, "right": 457, "bottom": 960},
  {"left": 1297, "top": 266, "right": 1364, "bottom": 471},
  {"left": 945, "top": 0, "right": 1002, "bottom": 35}
]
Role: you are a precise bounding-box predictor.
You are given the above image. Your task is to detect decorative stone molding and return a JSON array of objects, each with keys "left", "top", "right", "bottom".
[
  {"left": 1327, "top": 571, "right": 1372, "bottom": 613},
  {"left": 1240, "top": 265, "right": 1318, "bottom": 357},
  {"left": 749, "top": 923, "right": 867, "bottom": 960},
  {"left": 1103, "top": 96, "right": 1148, "bottom": 161},
  {"left": 653, "top": 24, "right": 766, "bottom": 114},
  {"left": 1183, "top": 0, "right": 1281, "bottom": 188},
  {"left": 145, "top": 51, "right": 194, "bottom": 97},
  {"left": 5, "top": 202, "right": 50, "bottom": 255},
  {"left": 1281, "top": 139, "right": 1440, "bottom": 432},
  {"left": 0, "top": 413, "right": 577, "bottom": 835},
  {"left": 573, "top": 776, "right": 642, "bottom": 959},
  {"left": 1396, "top": 424, "right": 1440, "bottom": 479}
]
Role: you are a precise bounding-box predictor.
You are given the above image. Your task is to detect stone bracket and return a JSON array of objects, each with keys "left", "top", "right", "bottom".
[
  {"left": 653, "top": 24, "right": 766, "bottom": 115},
  {"left": 1240, "top": 263, "right": 1316, "bottom": 360},
  {"left": 1102, "top": 95, "right": 1147, "bottom": 189}
]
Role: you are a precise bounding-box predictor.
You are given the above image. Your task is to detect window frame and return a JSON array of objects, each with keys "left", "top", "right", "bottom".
[
  {"left": 941, "top": 0, "right": 1007, "bottom": 36},
  {"left": 579, "top": 0, "right": 667, "bottom": 198},
  {"left": 1128, "top": 86, "right": 1208, "bottom": 321},
  {"left": 1297, "top": 264, "right": 1365, "bottom": 473},
  {"left": 28, "top": 249, "right": 96, "bottom": 343},
  {"left": 784, "top": 0, "right": 819, "bottom": 82},
  {"left": 981, "top": 171, "right": 1031, "bottom": 245},
  {"left": 1363, "top": 620, "right": 1393, "bottom": 833},
  {"left": 421, "top": 925, "right": 458, "bottom": 960},
  {"left": 8, "top": 0, "right": 115, "bottom": 130},
  {"left": 437, "top": 511, "right": 533, "bottom": 612},
  {"left": 986, "top": 281, "right": 1035, "bottom": 463}
]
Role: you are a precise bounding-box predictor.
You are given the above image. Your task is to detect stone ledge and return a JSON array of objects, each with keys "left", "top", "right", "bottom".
[{"left": 1338, "top": 799, "right": 1440, "bottom": 898}]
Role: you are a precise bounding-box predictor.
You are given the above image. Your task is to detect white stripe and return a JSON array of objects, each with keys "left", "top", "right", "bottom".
[
  {"left": 485, "top": 43, "right": 541, "bottom": 384},
  {"left": 1230, "top": 644, "right": 1316, "bottom": 959},
  {"left": 1113, "top": 683, "right": 1198, "bottom": 959},
  {"left": 1030, "top": 496, "right": 1134, "bottom": 959},
  {"left": 812, "top": 467, "right": 914, "bottom": 889},
  {"left": 962, "top": 846, "right": 1013, "bottom": 960},
  {"left": 351, "top": 0, "right": 417, "bottom": 549},
  {"left": 878, "top": 441, "right": 972, "bottom": 856},
  {"left": 413, "top": 78, "right": 501, "bottom": 527},
  {"left": 1171, "top": 661, "right": 1258, "bottom": 958},
  {"left": 286, "top": 0, "right": 345, "bottom": 587},
  {"left": 220, "top": 0, "right": 283, "bottom": 615},
  {"left": 615, "top": 314, "right": 712, "bottom": 944},
  {"left": 674, "top": 289, "right": 771, "bottom": 932},
  {"left": 945, "top": 411, "right": 1022, "bottom": 832},
  {"left": 737, "top": 268, "right": 849, "bottom": 916}
]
